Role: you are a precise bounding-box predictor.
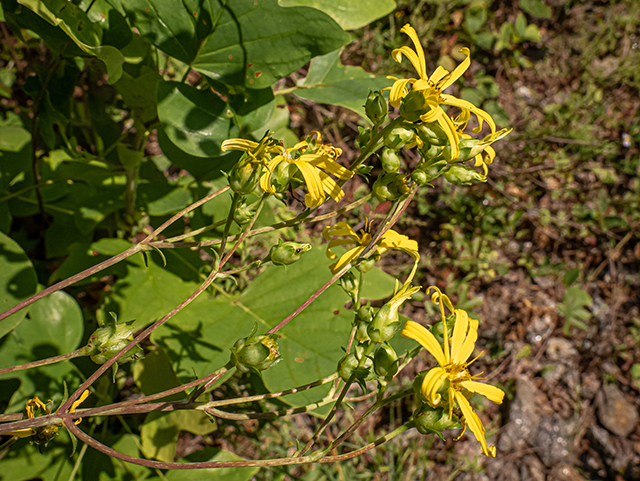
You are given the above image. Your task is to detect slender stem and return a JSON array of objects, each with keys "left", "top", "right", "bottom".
[
  {"left": 162, "top": 219, "right": 226, "bottom": 243},
  {"left": 141, "top": 185, "right": 229, "bottom": 243},
  {"left": 62, "top": 418, "right": 413, "bottom": 469},
  {"left": 147, "top": 193, "right": 372, "bottom": 250},
  {"left": 61, "top": 192, "right": 266, "bottom": 413},
  {"left": 200, "top": 372, "right": 339, "bottom": 409},
  {"left": 0, "top": 347, "right": 88, "bottom": 377},
  {"left": 328, "top": 388, "right": 413, "bottom": 452},
  {"left": 0, "top": 245, "right": 141, "bottom": 323},
  {"left": 219, "top": 193, "right": 240, "bottom": 258},
  {"left": 205, "top": 396, "right": 336, "bottom": 421}
]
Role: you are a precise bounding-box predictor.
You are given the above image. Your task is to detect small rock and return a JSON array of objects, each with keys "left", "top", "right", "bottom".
[
  {"left": 548, "top": 463, "right": 585, "bottom": 480},
  {"left": 597, "top": 384, "right": 639, "bottom": 437},
  {"left": 534, "top": 416, "right": 574, "bottom": 467},
  {"left": 546, "top": 338, "right": 578, "bottom": 361},
  {"left": 527, "top": 314, "right": 554, "bottom": 344},
  {"left": 580, "top": 372, "right": 601, "bottom": 400},
  {"left": 520, "top": 455, "right": 545, "bottom": 481},
  {"left": 498, "top": 378, "right": 540, "bottom": 452},
  {"left": 588, "top": 424, "right": 617, "bottom": 458}
]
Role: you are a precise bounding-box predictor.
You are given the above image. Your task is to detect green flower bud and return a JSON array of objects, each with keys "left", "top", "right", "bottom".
[
  {"left": 364, "top": 90, "right": 388, "bottom": 124},
  {"left": 399, "top": 90, "right": 429, "bottom": 122},
  {"left": 384, "top": 127, "right": 415, "bottom": 150},
  {"left": 420, "top": 143, "right": 443, "bottom": 160},
  {"left": 356, "top": 254, "right": 378, "bottom": 273},
  {"left": 357, "top": 127, "right": 372, "bottom": 148},
  {"left": 87, "top": 319, "right": 143, "bottom": 365},
  {"left": 368, "top": 304, "right": 401, "bottom": 343},
  {"left": 339, "top": 271, "right": 359, "bottom": 299},
  {"left": 444, "top": 165, "right": 487, "bottom": 185},
  {"left": 373, "top": 344, "right": 398, "bottom": 379},
  {"left": 413, "top": 404, "right": 458, "bottom": 436},
  {"left": 411, "top": 169, "right": 429, "bottom": 186},
  {"left": 234, "top": 198, "right": 258, "bottom": 225},
  {"left": 381, "top": 149, "right": 400, "bottom": 173},
  {"left": 229, "top": 157, "right": 261, "bottom": 195},
  {"left": 269, "top": 159, "right": 296, "bottom": 193},
  {"left": 417, "top": 123, "right": 448, "bottom": 147},
  {"left": 268, "top": 240, "right": 312, "bottom": 266},
  {"left": 357, "top": 305, "right": 374, "bottom": 324},
  {"left": 412, "top": 371, "right": 428, "bottom": 404},
  {"left": 230, "top": 331, "right": 281, "bottom": 374},
  {"left": 372, "top": 173, "right": 409, "bottom": 203},
  {"left": 337, "top": 352, "right": 373, "bottom": 383},
  {"left": 355, "top": 321, "right": 371, "bottom": 343}
]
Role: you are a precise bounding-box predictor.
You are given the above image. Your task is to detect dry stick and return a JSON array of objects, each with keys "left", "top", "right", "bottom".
[
  {"left": 204, "top": 396, "right": 336, "bottom": 421},
  {"left": 0, "top": 347, "right": 88, "bottom": 377},
  {"left": 63, "top": 418, "right": 413, "bottom": 469},
  {"left": 141, "top": 185, "right": 230, "bottom": 243},
  {"left": 0, "top": 244, "right": 141, "bottom": 323},
  {"left": 0, "top": 185, "right": 231, "bottom": 324},
  {"left": 59, "top": 198, "right": 263, "bottom": 414}
]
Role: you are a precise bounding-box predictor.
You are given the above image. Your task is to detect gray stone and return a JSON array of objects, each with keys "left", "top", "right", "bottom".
[
  {"left": 498, "top": 378, "right": 540, "bottom": 452},
  {"left": 534, "top": 416, "right": 574, "bottom": 467},
  {"left": 597, "top": 384, "right": 639, "bottom": 438}
]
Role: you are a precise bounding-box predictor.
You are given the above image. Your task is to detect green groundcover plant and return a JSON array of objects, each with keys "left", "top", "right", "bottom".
[{"left": 0, "top": 0, "right": 513, "bottom": 476}]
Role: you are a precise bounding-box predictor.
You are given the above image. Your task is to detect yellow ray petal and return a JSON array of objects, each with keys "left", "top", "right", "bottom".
[
  {"left": 295, "top": 161, "right": 325, "bottom": 208},
  {"left": 330, "top": 245, "right": 366, "bottom": 273},
  {"left": 221, "top": 138, "right": 259, "bottom": 153},
  {"left": 401, "top": 320, "right": 446, "bottom": 366},
  {"left": 259, "top": 155, "right": 285, "bottom": 193},
  {"left": 389, "top": 77, "right": 414, "bottom": 108},
  {"left": 400, "top": 24, "right": 428, "bottom": 79},
  {"left": 436, "top": 111, "right": 460, "bottom": 160},
  {"left": 308, "top": 155, "right": 353, "bottom": 180},
  {"left": 459, "top": 380, "right": 505, "bottom": 404},
  {"left": 438, "top": 48, "right": 470, "bottom": 90},
  {"left": 455, "top": 391, "right": 496, "bottom": 457},
  {"left": 440, "top": 94, "right": 497, "bottom": 134},
  {"left": 450, "top": 308, "right": 470, "bottom": 365},
  {"left": 318, "top": 171, "right": 345, "bottom": 202},
  {"left": 422, "top": 366, "right": 448, "bottom": 406}
]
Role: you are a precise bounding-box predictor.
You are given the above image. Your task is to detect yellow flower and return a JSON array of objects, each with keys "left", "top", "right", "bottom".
[
  {"left": 0, "top": 390, "right": 91, "bottom": 445},
  {"left": 461, "top": 128, "right": 512, "bottom": 176},
  {"left": 260, "top": 132, "right": 353, "bottom": 208},
  {"left": 387, "top": 24, "right": 496, "bottom": 160},
  {"left": 401, "top": 287, "right": 504, "bottom": 457},
  {"left": 220, "top": 133, "right": 283, "bottom": 165},
  {"left": 323, "top": 219, "right": 419, "bottom": 276}
]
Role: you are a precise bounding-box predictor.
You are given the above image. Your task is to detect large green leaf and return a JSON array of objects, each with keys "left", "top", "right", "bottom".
[
  {"left": 0, "top": 290, "right": 84, "bottom": 410},
  {"left": 122, "top": 0, "right": 349, "bottom": 89},
  {"left": 157, "top": 81, "right": 231, "bottom": 158},
  {"left": 153, "top": 248, "right": 397, "bottom": 409},
  {"left": 279, "top": 0, "right": 396, "bottom": 30},
  {"left": 17, "top": 0, "right": 125, "bottom": 82},
  {"left": 294, "top": 49, "right": 391, "bottom": 117},
  {"left": 0, "top": 232, "right": 38, "bottom": 338},
  {"left": 0, "top": 441, "right": 74, "bottom": 481}
]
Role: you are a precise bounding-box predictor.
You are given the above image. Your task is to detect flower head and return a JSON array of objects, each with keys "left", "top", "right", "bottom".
[
  {"left": 323, "top": 219, "right": 419, "bottom": 275},
  {"left": 221, "top": 133, "right": 283, "bottom": 165},
  {"left": 387, "top": 24, "right": 497, "bottom": 160},
  {"left": 0, "top": 390, "right": 90, "bottom": 447},
  {"left": 401, "top": 287, "right": 504, "bottom": 457},
  {"left": 260, "top": 132, "right": 353, "bottom": 208}
]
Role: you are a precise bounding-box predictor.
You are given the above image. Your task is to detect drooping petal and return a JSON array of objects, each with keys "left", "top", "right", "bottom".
[
  {"left": 437, "top": 48, "right": 470, "bottom": 90},
  {"left": 402, "top": 320, "right": 446, "bottom": 366},
  {"left": 459, "top": 380, "right": 505, "bottom": 405},
  {"left": 308, "top": 154, "right": 353, "bottom": 180},
  {"left": 322, "top": 222, "right": 360, "bottom": 242},
  {"left": 295, "top": 161, "right": 326, "bottom": 208},
  {"left": 441, "top": 94, "right": 497, "bottom": 134},
  {"left": 392, "top": 46, "right": 426, "bottom": 79},
  {"left": 455, "top": 391, "right": 496, "bottom": 457},
  {"left": 389, "top": 77, "right": 414, "bottom": 108},
  {"left": 0, "top": 428, "right": 36, "bottom": 438},
  {"left": 260, "top": 155, "right": 285, "bottom": 193},
  {"left": 221, "top": 138, "right": 260, "bottom": 153},
  {"left": 329, "top": 245, "right": 366, "bottom": 273},
  {"left": 421, "top": 366, "right": 448, "bottom": 406},
  {"left": 318, "top": 171, "right": 346, "bottom": 202},
  {"left": 400, "top": 24, "right": 428, "bottom": 79},
  {"left": 436, "top": 111, "right": 460, "bottom": 160}
]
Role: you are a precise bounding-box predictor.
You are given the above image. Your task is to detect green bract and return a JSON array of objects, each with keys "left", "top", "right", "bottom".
[{"left": 268, "top": 240, "right": 312, "bottom": 266}]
